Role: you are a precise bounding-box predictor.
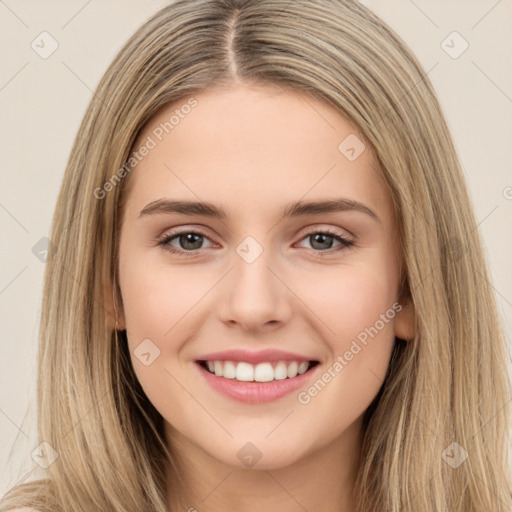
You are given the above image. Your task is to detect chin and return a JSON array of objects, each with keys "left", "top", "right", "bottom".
[{"left": 209, "top": 438, "right": 315, "bottom": 471}]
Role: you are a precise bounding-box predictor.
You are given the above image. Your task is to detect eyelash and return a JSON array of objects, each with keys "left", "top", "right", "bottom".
[{"left": 156, "top": 227, "right": 354, "bottom": 258}]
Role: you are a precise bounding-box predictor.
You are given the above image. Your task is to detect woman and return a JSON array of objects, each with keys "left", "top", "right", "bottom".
[{"left": 2, "top": 0, "right": 511, "bottom": 510}]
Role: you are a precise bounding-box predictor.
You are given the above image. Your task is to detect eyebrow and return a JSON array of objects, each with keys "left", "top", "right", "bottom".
[{"left": 139, "top": 197, "right": 380, "bottom": 222}]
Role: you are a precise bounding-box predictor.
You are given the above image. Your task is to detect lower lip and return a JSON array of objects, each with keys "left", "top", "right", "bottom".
[{"left": 195, "top": 362, "right": 318, "bottom": 404}]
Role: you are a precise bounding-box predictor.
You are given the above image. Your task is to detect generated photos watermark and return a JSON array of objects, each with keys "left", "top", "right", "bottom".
[
  {"left": 297, "top": 302, "right": 403, "bottom": 405},
  {"left": 93, "top": 97, "right": 198, "bottom": 200}
]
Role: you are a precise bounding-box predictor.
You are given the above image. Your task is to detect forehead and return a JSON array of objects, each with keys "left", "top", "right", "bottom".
[{"left": 122, "top": 83, "right": 392, "bottom": 223}]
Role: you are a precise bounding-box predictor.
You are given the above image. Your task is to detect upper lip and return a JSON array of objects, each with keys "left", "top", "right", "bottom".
[{"left": 195, "top": 349, "right": 317, "bottom": 365}]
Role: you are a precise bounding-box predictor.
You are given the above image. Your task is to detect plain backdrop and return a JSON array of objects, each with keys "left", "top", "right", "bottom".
[{"left": 1, "top": 0, "right": 511, "bottom": 495}]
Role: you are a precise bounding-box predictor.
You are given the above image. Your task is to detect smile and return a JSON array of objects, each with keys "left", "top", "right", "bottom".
[
  {"left": 199, "top": 360, "right": 317, "bottom": 382},
  {"left": 194, "top": 350, "right": 320, "bottom": 404}
]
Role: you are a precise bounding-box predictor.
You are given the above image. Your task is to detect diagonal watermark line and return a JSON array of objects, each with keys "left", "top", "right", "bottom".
[
  {"left": 62, "top": 390, "right": 110, "bottom": 439},
  {"left": 402, "top": 471, "right": 440, "bottom": 508},
  {"left": 0, "top": 265, "right": 29, "bottom": 296},
  {"left": 395, "top": 389, "right": 441, "bottom": 440},
  {"left": 266, "top": 163, "right": 337, "bottom": 235},
  {"left": 200, "top": 470, "right": 234, "bottom": 502},
  {"left": 368, "top": 367, "right": 385, "bottom": 385},
  {"left": 61, "top": 203, "right": 90, "bottom": 239},
  {"left": 163, "top": 267, "right": 234, "bottom": 337},
  {"left": 0, "top": 0, "right": 29, "bottom": 28},
  {"left": 0, "top": 408, "right": 29, "bottom": 438},
  {"left": 59, "top": 264, "right": 110, "bottom": 317},
  {"left": 473, "top": 469, "right": 512, "bottom": 510},
  {"left": 471, "top": 0, "right": 503, "bottom": 30},
  {"left": 164, "top": 163, "right": 233, "bottom": 235},
  {"left": 410, "top": 203, "right": 501, "bottom": 297},
  {"left": 371, "top": 364, "right": 443, "bottom": 440},
  {"left": 377, "top": 62, "right": 440, "bottom": 125},
  {"left": 406, "top": 0, "right": 439, "bottom": 28},
  {"left": 12, "top": 470, "right": 32, "bottom": 489},
  {"left": 265, "top": 409, "right": 294, "bottom": 438},
  {"left": 61, "top": 60, "right": 93, "bottom": 93},
  {"left": 471, "top": 393, "right": 512, "bottom": 442},
  {"left": 297, "top": 91, "right": 336, "bottom": 131},
  {"left": 0, "top": 62, "right": 29, "bottom": 92},
  {"left": 265, "top": 265, "right": 336, "bottom": 335},
  {"left": 164, "top": 163, "right": 202, "bottom": 199},
  {"left": 61, "top": 0, "right": 92, "bottom": 29},
  {"left": 163, "top": 367, "right": 233, "bottom": 438},
  {"left": 0, "top": 202, "right": 29, "bottom": 233},
  {"left": 491, "top": 284, "right": 512, "bottom": 308},
  {"left": 471, "top": 61, "right": 512, "bottom": 104},
  {"left": 61, "top": 61, "right": 116, "bottom": 116},
  {"left": 475, "top": 204, "right": 499, "bottom": 229},
  {"left": 409, "top": 265, "right": 436, "bottom": 295},
  {"left": 265, "top": 471, "right": 311, "bottom": 512},
  {"left": 35, "top": 204, "right": 90, "bottom": 270}
]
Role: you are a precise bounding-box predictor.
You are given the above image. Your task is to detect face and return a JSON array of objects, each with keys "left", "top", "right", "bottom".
[{"left": 115, "top": 83, "right": 414, "bottom": 471}]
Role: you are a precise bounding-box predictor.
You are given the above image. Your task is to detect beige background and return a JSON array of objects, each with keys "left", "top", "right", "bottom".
[{"left": 1, "top": 0, "right": 511, "bottom": 495}]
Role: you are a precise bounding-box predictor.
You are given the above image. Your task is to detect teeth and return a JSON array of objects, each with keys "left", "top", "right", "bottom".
[
  {"left": 223, "top": 361, "right": 236, "bottom": 379},
  {"left": 287, "top": 361, "right": 298, "bottom": 378},
  {"left": 214, "top": 361, "right": 223, "bottom": 377},
  {"left": 274, "top": 361, "right": 288, "bottom": 380},
  {"left": 298, "top": 361, "right": 309, "bottom": 375},
  {"left": 236, "top": 362, "right": 254, "bottom": 381},
  {"left": 254, "top": 362, "right": 274, "bottom": 382},
  {"left": 203, "top": 360, "right": 313, "bottom": 382}
]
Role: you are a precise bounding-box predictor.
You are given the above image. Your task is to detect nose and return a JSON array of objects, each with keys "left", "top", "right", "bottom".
[{"left": 218, "top": 245, "right": 293, "bottom": 335}]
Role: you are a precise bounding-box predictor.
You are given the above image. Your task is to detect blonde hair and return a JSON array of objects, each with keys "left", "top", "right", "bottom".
[{"left": 2, "top": 0, "right": 511, "bottom": 510}]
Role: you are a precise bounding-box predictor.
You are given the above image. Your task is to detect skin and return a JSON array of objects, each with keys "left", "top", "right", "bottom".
[{"left": 112, "top": 83, "right": 415, "bottom": 512}]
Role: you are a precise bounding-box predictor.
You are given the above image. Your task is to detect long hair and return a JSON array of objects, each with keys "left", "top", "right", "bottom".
[{"left": 2, "top": 1, "right": 511, "bottom": 510}]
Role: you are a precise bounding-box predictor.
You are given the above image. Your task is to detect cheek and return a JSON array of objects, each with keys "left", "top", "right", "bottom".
[
  {"left": 294, "top": 248, "right": 401, "bottom": 346},
  {"left": 118, "top": 257, "right": 206, "bottom": 418},
  {"left": 291, "top": 258, "right": 400, "bottom": 417},
  {"left": 118, "top": 248, "right": 228, "bottom": 389},
  {"left": 120, "top": 254, "right": 205, "bottom": 342}
]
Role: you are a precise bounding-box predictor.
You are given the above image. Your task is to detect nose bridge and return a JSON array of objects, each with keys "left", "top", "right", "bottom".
[
  {"left": 233, "top": 234, "right": 279, "bottom": 303},
  {"left": 219, "top": 234, "right": 291, "bottom": 329}
]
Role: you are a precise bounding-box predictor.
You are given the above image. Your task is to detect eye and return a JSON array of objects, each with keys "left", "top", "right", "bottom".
[
  {"left": 157, "top": 229, "right": 215, "bottom": 256},
  {"left": 156, "top": 227, "right": 354, "bottom": 257},
  {"left": 296, "top": 228, "right": 354, "bottom": 253}
]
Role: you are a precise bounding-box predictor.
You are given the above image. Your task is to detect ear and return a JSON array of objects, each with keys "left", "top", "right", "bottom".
[
  {"left": 394, "top": 296, "right": 415, "bottom": 341},
  {"left": 104, "top": 279, "right": 126, "bottom": 331}
]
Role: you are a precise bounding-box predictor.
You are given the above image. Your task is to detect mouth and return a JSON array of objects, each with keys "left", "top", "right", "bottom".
[
  {"left": 197, "top": 359, "right": 320, "bottom": 382},
  {"left": 194, "top": 358, "right": 320, "bottom": 404}
]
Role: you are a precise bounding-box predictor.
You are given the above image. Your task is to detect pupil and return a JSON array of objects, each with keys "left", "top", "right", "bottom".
[
  {"left": 181, "top": 233, "right": 202, "bottom": 250},
  {"left": 311, "top": 233, "right": 333, "bottom": 250}
]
